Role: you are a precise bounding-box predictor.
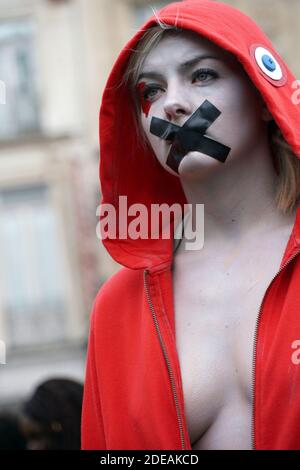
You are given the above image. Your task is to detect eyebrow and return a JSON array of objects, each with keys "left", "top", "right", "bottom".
[{"left": 137, "top": 54, "right": 223, "bottom": 81}]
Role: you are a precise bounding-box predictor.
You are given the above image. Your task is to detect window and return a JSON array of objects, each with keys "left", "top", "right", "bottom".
[
  {"left": 0, "top": 185, "right": 67, "bottom": 348},
  {"left": 0, "top": 18, "right": 40, "bottom": 140}
]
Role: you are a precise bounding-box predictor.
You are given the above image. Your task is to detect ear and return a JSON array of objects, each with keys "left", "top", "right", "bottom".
[
  {"left": 261, "top": 104, "right": 274, "bottom": 122},
  {"left": 259, "top": 96, "right": 274, "bottom": 122}
]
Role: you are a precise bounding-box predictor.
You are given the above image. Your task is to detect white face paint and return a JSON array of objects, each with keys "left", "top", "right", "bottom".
[{"left": 137, "top": 30, "right": 273, "bottom": 179}]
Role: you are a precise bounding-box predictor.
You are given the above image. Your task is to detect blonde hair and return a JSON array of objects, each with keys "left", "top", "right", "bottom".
[{"left": 122, "top": 21, "right": 300, "bottom": 214}]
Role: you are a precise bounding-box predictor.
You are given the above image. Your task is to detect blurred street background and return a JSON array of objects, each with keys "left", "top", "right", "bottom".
[{"left": 0, "top": 0, "right": 299, "bottom": 417}]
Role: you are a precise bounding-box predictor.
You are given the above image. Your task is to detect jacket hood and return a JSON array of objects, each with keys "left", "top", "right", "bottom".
[{"left": 98, "top": 0, "right": 300, "bottom": 270}]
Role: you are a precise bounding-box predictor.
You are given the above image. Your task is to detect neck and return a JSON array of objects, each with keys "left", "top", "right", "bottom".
[{"left": 179, "top": 138, "right": 296, "bottom": 254}]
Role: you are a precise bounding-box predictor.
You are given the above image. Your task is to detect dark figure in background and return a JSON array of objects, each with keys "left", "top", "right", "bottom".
[
  {"left": 19, "top": 378, "right": 83, "bottom": 450},
  {"left": 0, "top": 412, "right": 27, "bottom": 450}
]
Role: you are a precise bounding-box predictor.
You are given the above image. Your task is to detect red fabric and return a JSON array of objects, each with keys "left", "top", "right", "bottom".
[{"left": 82, "top": 0, "right": 300, "bottom": 449}]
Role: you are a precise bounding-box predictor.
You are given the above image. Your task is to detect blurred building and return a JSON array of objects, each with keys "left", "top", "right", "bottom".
[
  {"left": 0, "top": 0, "right": 299, "bottom": 409},
  {"left": 0, "top": 0, "right": 168, "bottom": 410}
]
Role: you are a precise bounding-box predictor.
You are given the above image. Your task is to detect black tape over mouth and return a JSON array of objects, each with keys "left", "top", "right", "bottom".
[{"left": 150, "top": 99, "right": 231, "bottom": 173}]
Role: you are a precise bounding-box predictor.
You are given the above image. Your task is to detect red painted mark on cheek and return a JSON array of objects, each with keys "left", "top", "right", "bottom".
[{"left": 137, "top": 82, "right": 151, "bottom": 118}]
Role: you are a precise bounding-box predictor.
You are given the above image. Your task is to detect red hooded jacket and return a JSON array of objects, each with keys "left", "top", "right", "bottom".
[{"left": 81, "top": 0, "right": 300, "bottom": 450}]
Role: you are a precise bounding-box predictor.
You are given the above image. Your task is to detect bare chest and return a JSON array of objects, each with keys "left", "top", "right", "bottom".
[{"left": 172, "top": 236, "right": 289, "bottom": 449}]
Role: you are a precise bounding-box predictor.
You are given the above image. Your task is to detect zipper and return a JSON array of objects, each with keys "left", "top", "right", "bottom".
[
  {"left": 143, "top": 268, "right": 187, "bottom": 450},
  {"left": 251, "top": 247, "right": 300, "bottom": 450},
  {"left": 144, "top": 247, "right": 300, "bottom": 451}
]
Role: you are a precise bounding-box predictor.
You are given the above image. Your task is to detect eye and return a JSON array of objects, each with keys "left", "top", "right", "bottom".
[
  {"left": 253, "top": 47, "right": 283, "bottom": 80},
  {"left": 141, "top": 84, "right": 164, "bottom": 102},
  {"left": 192, "top": 68, "right": 219, "bottom": 83}
]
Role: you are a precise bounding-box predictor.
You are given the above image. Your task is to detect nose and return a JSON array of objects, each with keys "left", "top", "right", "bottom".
[{"left": 163, "top": 80, "right": 193, "bottom": 123}]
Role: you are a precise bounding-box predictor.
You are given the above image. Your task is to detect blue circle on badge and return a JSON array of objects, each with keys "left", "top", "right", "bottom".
[
  {"left": 262, "top": 54, "right": 276, "bottom": 72},
  {"left": 253, "top": 46, "right": 283, "bottom": 81},
  {"left": 250, "top": 44, "right": 287, "bottom": 86}
]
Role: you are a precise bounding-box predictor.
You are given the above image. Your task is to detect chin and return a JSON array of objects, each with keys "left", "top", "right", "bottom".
[{"left": 178, "top": 151, "right": 221, "bottom": 175}]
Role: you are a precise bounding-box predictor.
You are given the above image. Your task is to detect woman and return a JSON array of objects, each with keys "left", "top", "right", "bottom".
[
  {"left": 81, "top": 0, "right": 300, "bottom": 450},
  {"left": 0, "top": 413, "right": 26, "bottom": 450},
  {"left": 20, "top": 378, "right": 83, "bottom": 450}
]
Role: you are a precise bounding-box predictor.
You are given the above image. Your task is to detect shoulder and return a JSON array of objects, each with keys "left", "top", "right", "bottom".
[
  {"left": 90, "top": 267, "right": 144, "bottom": 329},
  {"left": 94, "top": 266, "right": 144, "bottom": 304}
]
